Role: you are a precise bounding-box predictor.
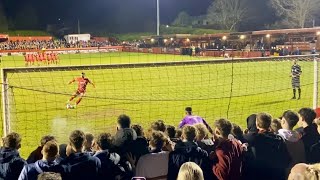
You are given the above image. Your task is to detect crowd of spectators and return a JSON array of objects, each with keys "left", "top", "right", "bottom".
[
  {"left": 1, "top": 107, "right": 320, "bottom": 180},
  {"left": 0, "top": 40, "right": 117, "bottom": 50}
]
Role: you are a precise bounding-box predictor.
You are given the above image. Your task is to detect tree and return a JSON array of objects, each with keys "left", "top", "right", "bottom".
[
  {"left": 207, "top": 0, "right": 249, "bottom": 31},
  {"left": 0, "top": 1, "right": 8, "bottom": 32},
  {"left": 270, "top": 0, "right": 320, "bottom": 28},
  {"left": 172, "top": 11, "right": 192, "bottom": 27}
]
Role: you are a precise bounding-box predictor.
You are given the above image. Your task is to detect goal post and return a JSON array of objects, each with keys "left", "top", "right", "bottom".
[{"left": 1, "top": 54, "right": 319, "bottom": 156}]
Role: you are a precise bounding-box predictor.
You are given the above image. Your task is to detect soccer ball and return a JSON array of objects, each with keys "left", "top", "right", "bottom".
[{"left": 66, "top": 104, "right": 73, "bottom": 109}]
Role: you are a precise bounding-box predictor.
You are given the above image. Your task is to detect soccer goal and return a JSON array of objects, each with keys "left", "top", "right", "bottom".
[{"left": 1, "top": 54, "right": 319, "bottom": 156}]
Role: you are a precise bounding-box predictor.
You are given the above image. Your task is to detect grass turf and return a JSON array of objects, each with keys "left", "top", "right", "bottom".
[{"left": 0, "top": 52, "right": 317, "bottom": 157}]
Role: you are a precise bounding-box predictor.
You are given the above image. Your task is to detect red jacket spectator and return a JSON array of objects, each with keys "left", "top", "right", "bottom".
[
  {"left": 212, "top": 139, "right": 243, "bottom": 180},
  {"left": 211, "top": 119, "right": 243, "bottom": 180}
]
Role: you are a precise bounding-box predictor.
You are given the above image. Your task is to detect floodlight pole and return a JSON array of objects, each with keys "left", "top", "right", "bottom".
[
  {"left": 157, "top": 0, "right": 160, "bottom": 36},
  {"left": 78, "top": 19, "right": 81, "bottom": 34}
]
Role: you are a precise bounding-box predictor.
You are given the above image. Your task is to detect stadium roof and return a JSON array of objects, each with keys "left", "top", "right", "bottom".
[{"left": 252, "top": 27, "right": 320, "bottom": 35}]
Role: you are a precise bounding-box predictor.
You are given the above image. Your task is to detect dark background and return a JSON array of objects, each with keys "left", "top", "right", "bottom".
[{"left": 1, "top": 0, "right": 276, "bottom": 33}]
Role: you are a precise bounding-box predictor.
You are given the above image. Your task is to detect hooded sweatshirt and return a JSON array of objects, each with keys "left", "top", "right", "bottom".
[
  {"left": 278, "top": 129, "right": 306, "bottom": 167},
  {"left": 167, "top": 141, "right": 214, "bottom": 180},
  {"left": 18, "top": 160, "right": 62, "bottom": 180},
  {"left": 0, "top": 148, "right": 27, "bottom": 180},
  {"left": 278, "top": 129, "right": 301, "bottom": 142}
]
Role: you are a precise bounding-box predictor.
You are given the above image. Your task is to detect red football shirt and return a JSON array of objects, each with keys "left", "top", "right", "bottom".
[{"left": 76, "top": 77, "right": 90, "bottom": 93}]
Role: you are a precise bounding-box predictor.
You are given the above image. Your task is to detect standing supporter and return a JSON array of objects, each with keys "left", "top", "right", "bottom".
[
  {"left": 93, "top": 133, "right": 123, "bottom": 180},
  {"left": 84, "top": 133, "right": 95, "bottom": 155},
  {"left": 127, "top": 131, "right": 170, "bottom": 180},
  {"left": 243, "top": 113, "right": 290, "bottom": 180},
  {"left": 165, "top": 125, "right": 176, "bottom": 140},
  {"left": 26, "top": 135, "right": 56, "bottom": 164},
  {"left": 19, "top": 141, "right": 62, "bottom": 180},
  {"left": 0, "top": 132, "right": 27, "bottom": 180},
  {"left": 278, "top": 110, "right": 305, "bottom": 167},
  {"left": 211, "top": 119, "right": 243, "bottom": 180},
  {"left": 113, "top": 114, "right": 137, "bottom": 151},
  {"left": 175, "top": 129, "right": 182, "bottom": 139},
  {"left": 194, "top": 123, "right": 215, "bottom": 154},
  {"left": 243, "top": 114, "right": 258, "bottom": 141},
  {"left": 297, "top": 108, "right": 320, "bottom": 164},
  {"left": 244, "top": 114, "right": 258, "bottom": 134},
  {"left": 167, "top": 125, "right": 213, "bottom": 180},
  {"left": 271, "top": 119, "right": 282, "bottom": 134},
  {"left": 151, "top": 120, "right": 166, "bottom": 132},
  {"left": 177, "top": 162, "right": 204, "bottom": 180},
  {"left": 231, "top": 123, "right": 247, "bottom": 143},
  {"left": 179, "top": 107, "right": 213, "bottom": 134},
  {"left": 59, "top": 130, "right": 101, "bottom": 180},
  {"left": 130, "top": 124, "right": 149, "bottom": 161}
]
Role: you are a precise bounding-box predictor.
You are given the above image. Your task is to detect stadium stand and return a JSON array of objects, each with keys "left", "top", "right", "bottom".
[
  {"left": 0, "top": 39, "right": 117, "bottom": 50},
  {"left": 1, "top": 107, "right": 320, "bottom": 180}
]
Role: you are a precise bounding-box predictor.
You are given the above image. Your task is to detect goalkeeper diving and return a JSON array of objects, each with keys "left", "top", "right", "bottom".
[{"left": 67, "top": 72, "right": 95, "bottom": 109}]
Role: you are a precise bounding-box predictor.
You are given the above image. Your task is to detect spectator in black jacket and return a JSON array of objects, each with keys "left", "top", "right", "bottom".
[
  {"left": 59, "top": 130, "right": 101, "bottom": 180},
  {"left": 130, "top": 124, "right": 149, "bottom": 158},
  {"left": 244, "top": 112, "right": 290, "bottom": 180},
  {"left": 243, "top": 114, "right": 258, "bottom": 139},
  {"left": 19, "top": 141, "right": 62, "bottom": 180},
  {"left": 167, "top": 125, "right": 213, "bottom": 180},
  {"left": 297, "top": 108, "right": 320, "bottom": 163},
  {"left": 26, "top": 135, "right": 56, "bottom": 164},
  {"left": 93, "top": 133, "right": 123, "bottom": 180},
  {"left": 165, "top": 125, "right": 176, "bottom": 139},
  {"left": 0, "top": 132, "right": 27, "bottom": 180},
  {"left": 113, "top": 114, "right": 137, "bottom": 151}
]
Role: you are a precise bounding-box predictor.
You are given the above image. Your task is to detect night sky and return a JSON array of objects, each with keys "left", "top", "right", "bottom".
[{"left": 1, "top": 0, "right": 275, "bottom": 33}]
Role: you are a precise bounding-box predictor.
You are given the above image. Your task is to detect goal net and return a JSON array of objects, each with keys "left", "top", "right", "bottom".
[{"left": 1, "top": 54, "right": 319, "bottom": 156}]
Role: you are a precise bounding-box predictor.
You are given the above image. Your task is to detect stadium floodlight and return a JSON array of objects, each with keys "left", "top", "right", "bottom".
[
  {"left": 222, "top": 36, "right": 227, "bottom": 40},
  {"left": 266, "top": 34, "right": 271, "bottom": 38},
  {"left": 240, "top": 35, "right": 246, "bottom": 40}
]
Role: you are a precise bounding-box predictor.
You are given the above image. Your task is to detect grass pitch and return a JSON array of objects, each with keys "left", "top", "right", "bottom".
[{"left": 0, "top": 52, "right": 317, "bottom": 157}]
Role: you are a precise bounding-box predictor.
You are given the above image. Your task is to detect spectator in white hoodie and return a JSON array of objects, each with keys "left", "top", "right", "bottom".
[{"left": 278, "top": 110, "right": 306, "bottom": 167}]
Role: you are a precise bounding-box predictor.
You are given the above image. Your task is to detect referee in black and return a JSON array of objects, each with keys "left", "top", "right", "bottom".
[{"left": 291, "top": 59, "right": 302, "bottom": 99}]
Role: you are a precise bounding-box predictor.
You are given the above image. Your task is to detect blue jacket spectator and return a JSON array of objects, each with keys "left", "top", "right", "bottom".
[
  {"left": 19, "top": 141, "right": 61, "bottom": 180},
  {"left": 94, "top": 133, "right": 123, "bottom": 180},
  {"left": 167, "top": 126, "right": 213, "bottom": 180},
  {"left": 0, "top": 132, "right": 27, "bottom": 180},
  {"left": 59, "top": 130, "right": 101, "bottom": 180}
]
